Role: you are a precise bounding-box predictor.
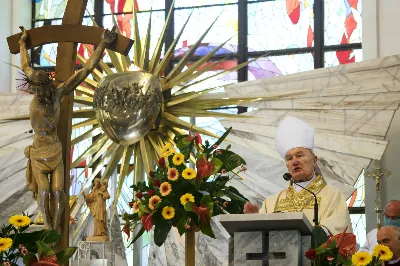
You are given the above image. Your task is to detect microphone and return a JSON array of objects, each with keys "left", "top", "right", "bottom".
[{"left": 282, "top": 173, "right": 319, "bottom": 226}]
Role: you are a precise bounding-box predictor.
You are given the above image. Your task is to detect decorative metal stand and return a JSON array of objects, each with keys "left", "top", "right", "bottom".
[
  {"left": 78, "top": 241, "right": 116, "bottom": 266},
  {"left": 365, "top": 160, "right": 391, "bottom": 230}
]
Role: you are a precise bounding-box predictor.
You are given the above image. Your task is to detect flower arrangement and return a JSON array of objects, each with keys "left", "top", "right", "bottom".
[
  {"left": 305, "top": 226, "right": 393, "bottom": 266},
  {"left": 123, "top": 128, "right": 249, "bottom": 246},
  {"left": 0, "top": 213, "right": 77, "bottom": 266},
  {"left": 351, "top": 245, "right": 393, "bottom": 266}
]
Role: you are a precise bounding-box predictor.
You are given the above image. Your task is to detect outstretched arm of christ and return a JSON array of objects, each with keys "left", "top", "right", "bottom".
[
  {"left": 58, "top": 26, "right": 117, "bottom": 96},
  {"left": 18, "top": 26, "right": 33, "bottom": 78}
]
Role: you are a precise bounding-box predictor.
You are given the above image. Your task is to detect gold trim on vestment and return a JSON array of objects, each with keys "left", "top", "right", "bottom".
[{"left": 275, "top": 174, "right": 326, "bottom": 213}]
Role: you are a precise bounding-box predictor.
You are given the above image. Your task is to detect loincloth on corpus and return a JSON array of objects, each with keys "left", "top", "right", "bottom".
[{"left": 24, "top": 142, "right": 62, "bottom": 193}]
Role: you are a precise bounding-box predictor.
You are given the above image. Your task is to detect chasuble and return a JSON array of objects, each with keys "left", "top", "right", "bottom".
[{"left": 259, "top": 174, "right": 352, "bottom": 235}]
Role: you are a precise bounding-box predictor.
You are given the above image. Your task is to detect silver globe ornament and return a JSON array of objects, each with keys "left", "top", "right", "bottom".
[{"left": 93, "top": 71, "right": 162, "bottom": 145}]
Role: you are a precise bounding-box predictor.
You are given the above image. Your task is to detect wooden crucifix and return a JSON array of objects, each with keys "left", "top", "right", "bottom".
[{"left": 6, "top": 0, "right": 133, "bottom": 250}]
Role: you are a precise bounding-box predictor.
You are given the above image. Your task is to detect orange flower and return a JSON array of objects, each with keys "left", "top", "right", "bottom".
[
  {"left": 132, "top": 200, "right": 141, "bottom": 213},
  {"left": 168, "top": 168, "right": 179, "bottom": 181},
  {"left": 148, "top": 195, "right": 161, "bottom": 210},
  {"left": 160, "top": 182, "right": 172, "bottom": 196},
  {"left": 322, "top": 226, "right": 356, "bottom": 258}
]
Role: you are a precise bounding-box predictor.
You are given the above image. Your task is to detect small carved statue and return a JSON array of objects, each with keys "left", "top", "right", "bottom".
[
  {"left": 84, "top": 178, "right": 111, "bottom": 241},
  {"left": 19, "top": 25, "right": 117, "bottom": 233}
]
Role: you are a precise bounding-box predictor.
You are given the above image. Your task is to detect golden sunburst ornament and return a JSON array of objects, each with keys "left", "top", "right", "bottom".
[{"left": 69, "top": 1, "right": 258, "bottom": 216}]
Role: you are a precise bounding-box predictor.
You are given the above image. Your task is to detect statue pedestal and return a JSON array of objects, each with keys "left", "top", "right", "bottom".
[
  {"left": 77, "top": 241, "right": 116, "bottom": 266},
  {"left": 219, "top": 213, "right": 313, "bottom": 266}
]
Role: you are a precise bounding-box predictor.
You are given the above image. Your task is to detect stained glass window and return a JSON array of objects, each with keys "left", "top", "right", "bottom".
[
  {"left": 34, "top": 0, "right": 95, "bottom": 20},
  {"left": 347, "top": 171, "right": 365, "bottom": 208},
  {"left": 174, "top": 5, "right": 238, "bottom": 50},
  {"left": 32, "top": 18, "right": 93, "bottom": 67},
  {"left": 103, "top": 0, "right": 165, "bottom": 14},
  {"left": 325, "top": 0, "right": 362, "bottom": 45},
  {"left": 175, "top": 0, "right": 237, "bottom": 8},
  {"left": 325, "top": 49, "right": 362, "bottom": 67},
  {"left": 347, "top": 172, "right": 366, "bottom": 246},
  {"left": 248, "top": 53, "right": 314, "bottom": 81},
  {"left": 248, "top": 0, "right": 314, "bottom": 51},
  {"left": 103, "top": 11, "right": 165, "bottom": 62}
]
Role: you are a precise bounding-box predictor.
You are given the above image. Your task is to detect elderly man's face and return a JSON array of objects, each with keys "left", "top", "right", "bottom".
[
  {"left": 377, "top": 227, "right": 400, "bottom": 260},
  {"left": 285, "top": 147, "right": 317, "bottom": 182}
]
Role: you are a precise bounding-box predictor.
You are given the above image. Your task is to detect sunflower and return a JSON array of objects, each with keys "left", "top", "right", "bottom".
[
  {"left": 9, "top": 215, "right": 30, "bottom": 228},
  {"left": 182, "top": 168, "right": 196, "bottom": 180},
  {"left": 161, "top": 143, "right": 176, "bottom": 158},
  {"left": 160, "top": 182, "right": 172, "bottom": 196},
  {"left": 373, "top": 244, "right": 393, "bottom": 261},
  {"left": 162, "top": 206, "right": 175, "bottom": 220},
  {"left": 352, "top": 251, "right": 372, "bottom": 266},
  {"left": 0, "top": 238, "right": 13, "bottom": 252},
  {"left": 132, "top": 200, "right": 141, "bottom": 213},
  {"left": 180, "top": 193, "right": 195, "bottom": 206},
  {"left": 172, "top": 153, "right": 184, "bottom": 165},
  {"left": 168, "top": 168, "right": 179, "bottom": 181},
  {"left": 148, "top": 195, "right": 162, "bottom": 210}
]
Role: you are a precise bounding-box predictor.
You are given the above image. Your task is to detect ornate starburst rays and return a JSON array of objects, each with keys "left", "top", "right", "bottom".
[{"left": 69, "top": 2, "right": 262, "bottom": 217}]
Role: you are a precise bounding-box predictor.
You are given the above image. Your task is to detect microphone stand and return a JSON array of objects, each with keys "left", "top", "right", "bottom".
[
  {"left": 292, "top": 182, "right": 319, "bottom": 226},
  {"left": 283, "top": 173, "right": 319, "bottom": 226}
]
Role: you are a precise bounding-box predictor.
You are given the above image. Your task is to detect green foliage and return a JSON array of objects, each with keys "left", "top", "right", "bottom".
[
  {"left": 0, "top": 215, "right": 77, "bottom": 266},
  {"left": 56, "top": 247, "right": 78, "bottom": 265}
]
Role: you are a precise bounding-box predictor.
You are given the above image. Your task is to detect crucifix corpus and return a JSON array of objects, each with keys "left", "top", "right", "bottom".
[
  {"left": 365, "top": 160, "right": 392, "bottom": 230},
  {"left": 6, "top": 0, "right": 133, "bottom": 249}
]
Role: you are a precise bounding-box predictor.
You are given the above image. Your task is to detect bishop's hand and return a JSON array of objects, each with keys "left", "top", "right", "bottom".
[
  {"left": 19, "top": 26, "right": 28, "bottom": 43},
  {"left": 243, "top": 202, "right": 259, "bottom": 214},
  {"left": 102, "top": 26, "right": 117, "bottom": 44}
]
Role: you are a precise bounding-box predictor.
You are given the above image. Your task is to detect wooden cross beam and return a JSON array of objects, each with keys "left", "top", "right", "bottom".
[{"left": 6, "top": 0, "right": 133, "bottom": 251}]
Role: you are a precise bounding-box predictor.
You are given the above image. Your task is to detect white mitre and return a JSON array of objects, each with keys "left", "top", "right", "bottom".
[{"left": 275, "top": 116, "right": 315, "bottom": 159}]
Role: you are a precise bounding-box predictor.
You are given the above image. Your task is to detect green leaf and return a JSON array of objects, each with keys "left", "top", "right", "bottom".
[
  {"left": 211, "top": 157, "right": 223, "bottom": 174},
  {"left": 22, "top": 253, "right": 38, "bottom": 266},
  {"left": 223, "top": 199, "right": 245, "bottom": 214},
  {"left": 226, "top": 144, "right": 231, "bottom": 150},
  {"left": 315, "top": 246, "right": 326, "bottom": 254},
  {"left": 154, "top": 221, "right": 172, "bottom": 247},
  {"left": 139, "top": 205, "right": 150, "bottom": 214},
  {"left": 41, "top": 230, "right": 61, "bottom": 244},
  {"left": 208, "top": 127, "right": 232, "bottom": 152},
  {"left": 218, "top": 150, "right": 246, "bottom": 172},
  {"left": 128, "top": 226, "right": 145, "bottom": 247},
  {"left": 177, "top": 215, "right": 188, "bottom": 236},
  {"left": 224, "top": 186, "right": 248, "bottom": 203},
  {"left": 36, "top": 240, "right": 57, "bottom": 261},
  {"left": 56, "top": 247, "right": 78, "bottom": 265}
]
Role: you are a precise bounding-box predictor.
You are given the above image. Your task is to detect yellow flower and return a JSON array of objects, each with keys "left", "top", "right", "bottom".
[
  {"left": 0, "top": 238, "right": 13, "bottom": 252},
  {"left": 148, "top": 195, "right": 162, "bottom": 210},
  {"left": 182, "top": 168, "right": 196, "bottom": 180},
  {"left": 172, "top": 153, "right": 184, "bottom": 165},
  {"left": 162, "top": 206, "right": 175, "bottom": 220},
  {"left": 168, "top": 168, "right": 179, "bottom": 181},
  {"left": 161, "top": 143, "right": 175, "bottom": 157},
  {"left": 180, "top": 193, "right": 195, "bottom": 206},
  {"left": 160, "top": 182, "right": 172, "bottom": 196},
  {"left": 373, "top": 244, "right": 393, "bottom": 261},
  {"left": 352, "top": 251, "right": 372, "bottom": 266},
  {"left": 9, "top": 215, "right": 30, "bottom": 228},
  {"left": 132, "top": 200, "right": 141, "bottom": 213}
]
